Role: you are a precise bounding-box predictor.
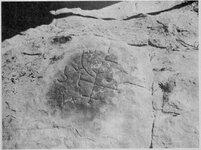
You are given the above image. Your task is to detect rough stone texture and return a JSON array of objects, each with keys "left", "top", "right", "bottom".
[
  {"left": 2, "top": 1, "right": 199, "bottom": 148},
  {"left": 50, "top": 1, "right": 185, "bottom": 20}
]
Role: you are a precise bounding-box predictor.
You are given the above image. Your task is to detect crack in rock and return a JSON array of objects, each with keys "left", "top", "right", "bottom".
[
  {"left": 147, "top": 1, "right": 195, "bottom": 15},
  {"left": 149, "top": 115, "right": 156, "bottom": 148},
  {"left": 50, "top": 1, "right": 189, "bottom": 21},
  {"left": 176, "top": 38, "right": 198, "bottom": 50}
]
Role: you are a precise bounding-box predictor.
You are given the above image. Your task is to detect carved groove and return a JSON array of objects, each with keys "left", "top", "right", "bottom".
[{"left": 47, "top": 51, "right": 123, "bottom": 118}]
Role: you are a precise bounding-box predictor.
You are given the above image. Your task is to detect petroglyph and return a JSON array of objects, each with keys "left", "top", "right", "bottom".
[{"left": 46, "top": 50, "right": 123, "bottom": 119}]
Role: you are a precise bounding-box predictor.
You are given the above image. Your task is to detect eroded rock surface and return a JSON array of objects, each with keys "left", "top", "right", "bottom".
[
  {"left": 50, "top": 1, "right": 186, "bottom": 20},
  {"left": 46, "top": 50, "right": 122, "bottom": 120},
  {"left": 2, "top": 1, "right": 199, "bottom": 148}
]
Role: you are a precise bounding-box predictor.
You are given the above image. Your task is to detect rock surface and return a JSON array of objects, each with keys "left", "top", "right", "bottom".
[
  {"left": 50, "top": 1, "right": 185, "bottom": 20},
  {"left": 2, "top": 1, "right": 199, "bottom": 148}
]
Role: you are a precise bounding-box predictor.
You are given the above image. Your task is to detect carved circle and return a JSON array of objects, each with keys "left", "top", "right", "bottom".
[{"left": 47, "top": 50, "right": 122, "bottom": 117}]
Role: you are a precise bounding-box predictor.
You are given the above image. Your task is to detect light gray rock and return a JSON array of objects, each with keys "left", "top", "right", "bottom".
[
  {"left": 2, "top": 1, "right": 199, "bottom": 148},
  {"left": 50, "top": 1, "right": 185, "bottom": 20}
]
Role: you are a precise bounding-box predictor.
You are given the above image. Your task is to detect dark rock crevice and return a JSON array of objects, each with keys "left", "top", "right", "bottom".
[
  {"left": 147, "top": 1, "right": 196, "bottom": 15},
  {"left": 149, "top": 115, "right": 156, "bottom": 148},
  {"left": 124, "top": 1, "right": 197, "bottom": 21},
  {"left": 54, "top": 12, "right": 118, "bottom": 21},
  {"left": 54, "top": 12, "right": 99, "bottom": 20},
  {"left": 150, "top": 82, "right": 157, "bottom": 148},
  {"left": 176, "top": 38, "right": 198, "bottom": 50},
  {"left": 148, "top": 40, "right": 167, "bottom": 49},
  {"left": 127, "top": 43, "right": 148, "bottom": 47},
  {"left": 123, "top": 13, "right": 147, "bottom": 20}
]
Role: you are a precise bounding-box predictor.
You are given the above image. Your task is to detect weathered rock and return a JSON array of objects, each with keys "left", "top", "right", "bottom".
[
  {"left": 2, "top": 1, "right": 199, "bottom": 148},
  {"left": 50, "top": 1, "right": 185, "bottom": 20}
]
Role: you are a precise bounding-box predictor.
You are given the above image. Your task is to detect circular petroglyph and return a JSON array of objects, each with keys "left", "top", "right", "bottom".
[{"left": 46, "top": 50, "right": 123, "bottom": 119}]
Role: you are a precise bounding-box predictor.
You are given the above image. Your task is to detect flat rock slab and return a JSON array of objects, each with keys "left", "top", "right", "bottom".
[
  {"left": 2, "top": 1, "right": 199, "bottom": 148},
  {"left": 2, "top": 33, "right": 153, "bottom": 148},
  {"left": 50, "top": 1, "right": 185, "bottom": 20}
]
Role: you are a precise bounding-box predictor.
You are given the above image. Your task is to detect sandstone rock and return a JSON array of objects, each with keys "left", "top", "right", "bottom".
[
  {"left": 2, "top": 1, "right": 199, "bottom": 148},
  {"left": 50, "top": 1, "right": 185, "bottom": 20}
]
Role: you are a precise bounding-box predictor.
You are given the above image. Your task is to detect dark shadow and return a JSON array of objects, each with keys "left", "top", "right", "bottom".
[
  {"left": 123, "top": 13, "right": 147, "bottom": 20},
  {"left": 54, "top": 12, "right": 99, "bottom": 19},
  {"left": 1, "top": 1, "right": 120, "bottom": 41},
  {"left": 102, "top": 18, "right": 116, "bottom": 20},
  {"left": 54, "top": 13, "right": 117, "bottom": 20}
]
